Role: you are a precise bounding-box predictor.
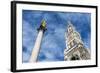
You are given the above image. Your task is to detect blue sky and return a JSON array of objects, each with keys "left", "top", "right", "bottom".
[{"left": 22, "top": 10, "right": 91, "bottom": 62}]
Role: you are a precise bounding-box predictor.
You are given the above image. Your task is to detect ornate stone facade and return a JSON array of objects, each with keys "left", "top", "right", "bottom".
[{"left": 64, "top": 21, "right": 90, "bottom": 61}]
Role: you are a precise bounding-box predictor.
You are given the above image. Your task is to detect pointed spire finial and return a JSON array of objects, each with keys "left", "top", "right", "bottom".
[
  {"left": 68, "top": 20, "right": 71, "bottom": 25},
  {"left": 67, "top": 20, "right": 73, "bottom": 28}
]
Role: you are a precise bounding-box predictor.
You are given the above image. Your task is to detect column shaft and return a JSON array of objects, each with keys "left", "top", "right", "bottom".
[{"left": 29, "top": 30, "right": 43, "bottom": 62}]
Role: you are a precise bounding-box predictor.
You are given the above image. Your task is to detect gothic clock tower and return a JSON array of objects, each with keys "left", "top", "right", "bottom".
[{"left": 64, "top": 21, "right": 90, "bottom": 61}]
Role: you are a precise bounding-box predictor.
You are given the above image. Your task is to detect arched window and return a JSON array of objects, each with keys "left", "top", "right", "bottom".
[
  {"left": 70, "top": 55, "right": 80, "bottom": 60},
  {"left": 73, "top": 39, "right": 77, "bottom": 45}
]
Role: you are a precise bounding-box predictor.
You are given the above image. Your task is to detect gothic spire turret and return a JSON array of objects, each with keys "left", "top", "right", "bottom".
[{"left": 64, "top": 21, "right": 90, "bottom": 61}]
